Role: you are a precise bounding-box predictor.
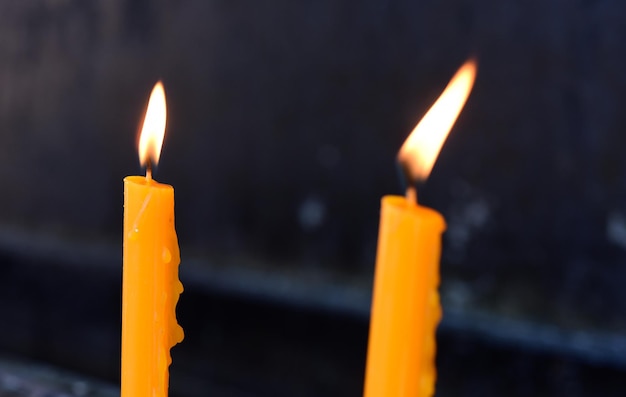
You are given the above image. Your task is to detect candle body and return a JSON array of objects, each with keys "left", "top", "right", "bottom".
[
  {"left": 122, "top": 176, "right": 184, "bottom": 397},
  {"left": 364, "top": 195, "right": 445, "bottom": 397}
]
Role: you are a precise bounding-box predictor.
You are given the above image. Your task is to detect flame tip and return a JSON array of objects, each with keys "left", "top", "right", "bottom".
[
  {"left": 397, "top": 59, "right": 477, "bottom": 181},
  {"left": 138, "top": 81, "right": 168, "bottom": 168}
]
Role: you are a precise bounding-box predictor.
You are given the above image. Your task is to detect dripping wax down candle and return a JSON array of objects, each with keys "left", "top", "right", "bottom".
[
  {"left": 364, "top": 60, "right": 477, "bottom": 397},
  {"left": 122, "top": 81, "right": 184, "bottom": 397}
]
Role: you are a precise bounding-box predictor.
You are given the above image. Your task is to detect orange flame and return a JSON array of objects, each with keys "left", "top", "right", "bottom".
[
  {"left": 398, "top": 59, "right": 477, "bottom": 182},
  {"left": 138, "top": 81, "right": 167, "bottom": 167}
]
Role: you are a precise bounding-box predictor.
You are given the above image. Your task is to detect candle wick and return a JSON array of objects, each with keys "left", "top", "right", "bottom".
[
  {"left": 406, "top": 186, "right": 417, "bottom": 204},
  {"left": 146, "top": 159, "right": 153, "bottom": 183}
]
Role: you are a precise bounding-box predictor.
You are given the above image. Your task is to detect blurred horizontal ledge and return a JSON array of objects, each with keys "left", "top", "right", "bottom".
[
  {"left": 0, "top": 356, "right": 117, "bottom": 397},
  {"left": 0, "top": 225, "right": 624, "bottom": 370}
]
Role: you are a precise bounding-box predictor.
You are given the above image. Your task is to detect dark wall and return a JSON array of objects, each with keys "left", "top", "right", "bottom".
[{"left": 1, "top": 0, "right": 626, "bottom": 363}]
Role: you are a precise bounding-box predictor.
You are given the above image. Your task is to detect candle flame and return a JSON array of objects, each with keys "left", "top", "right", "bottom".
[
  {"left": 138, "top": 81, "right": 167, "bottom": 167},
  {"left": 398, "top": 59, "right": 477, "bottom": 182}
]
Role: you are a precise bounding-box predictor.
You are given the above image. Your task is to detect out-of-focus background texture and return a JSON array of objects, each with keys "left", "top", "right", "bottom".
[{"left": 1, "top": 0, "right": 626, "bottom": 396}]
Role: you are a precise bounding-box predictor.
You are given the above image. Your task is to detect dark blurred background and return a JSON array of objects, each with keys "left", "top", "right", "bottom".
[{"left": 1, "top": 0, "right": 626, "bottom": 396}]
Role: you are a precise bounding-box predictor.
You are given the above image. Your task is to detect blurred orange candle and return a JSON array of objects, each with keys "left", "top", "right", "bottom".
[
  {"left": 121, "top": 81, "right": 184, "bottom": 397},
  {"left": 364, "top": 60, "right": 476, "bottom": 397}
]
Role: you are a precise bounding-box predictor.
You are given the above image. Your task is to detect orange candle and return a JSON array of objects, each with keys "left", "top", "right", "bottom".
[
  {"left": 364, "top": 60, "right": 477, "bottom": 397},
  {"left": 122, "top": 81, "right": 184, "bottom": 397}
]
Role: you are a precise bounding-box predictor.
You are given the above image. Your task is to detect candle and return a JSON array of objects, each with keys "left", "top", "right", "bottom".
[
  {"left": 121, "top": 81, "right": 184, "bottom": 397},
  {"left": 364, "top": 60, "right": 477, "bottom": 397}
]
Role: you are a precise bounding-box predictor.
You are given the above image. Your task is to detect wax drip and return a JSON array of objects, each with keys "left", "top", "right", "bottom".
[
  {"left": 164, "top": 229, "right": 184, "bottom": 370},
  {"left": 421, "top": 264, "right": 442, "bottom": 397},
  {"left": 128, "top": 191, "right": 153, "bottom": 239}
]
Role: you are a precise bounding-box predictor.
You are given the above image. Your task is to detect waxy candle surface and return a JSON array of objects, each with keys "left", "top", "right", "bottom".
[
  {"left": 364, "top": 195, "right": 445, "bottom": 397},
  {"left": 122, "top": 175, "right": 184, "bottom": 397}
]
